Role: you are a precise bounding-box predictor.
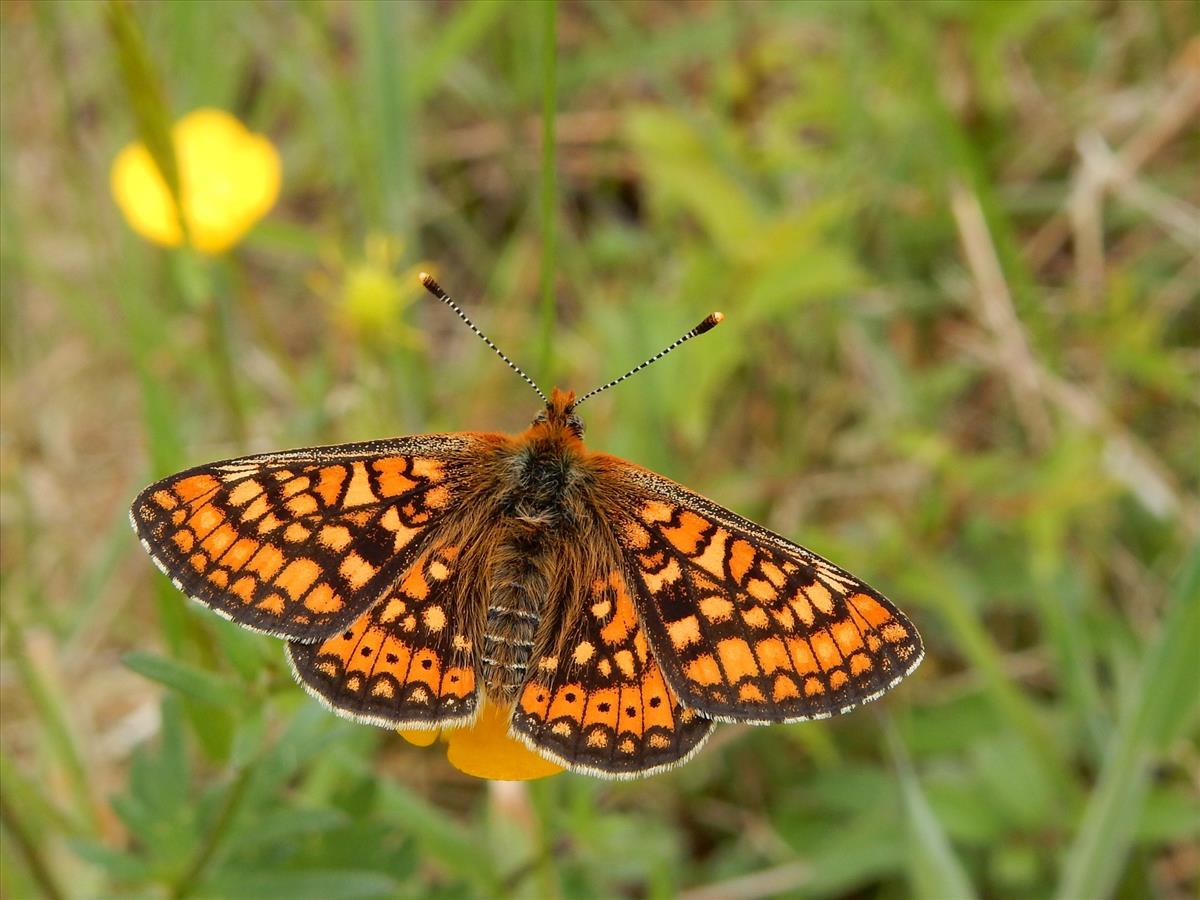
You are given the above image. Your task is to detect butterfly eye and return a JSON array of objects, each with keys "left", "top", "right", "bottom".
[
  {"left": 532, "top": 411, "right": 548, "bottom": 426},
  {"left": 567, "top": 413, "right": 585, "bottom": 438}
]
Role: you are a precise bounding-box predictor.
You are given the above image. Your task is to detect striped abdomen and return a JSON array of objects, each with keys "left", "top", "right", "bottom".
[{"left": 481, "top": 529, "right": 548, "bottom": 700}]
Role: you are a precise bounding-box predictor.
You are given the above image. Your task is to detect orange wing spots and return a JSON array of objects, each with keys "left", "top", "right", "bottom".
[
  {"left": 613, "top": 649, "right": 636, "bottom": 679},
  {"left": 789, "top": 592, "right": 816, "bottom": 626},
  {"left": 172, "top": 530, "right": 195, "bottom": 553},
  {"left": 421, "top": 605, "right": 447, "bottom": 632},
  {"left": 804, "top": 676, "right": 825, "bottom": 697},
  {"left": 832, "top": 620, "right": 864, "bottom": 656},
  {"left": 745, "top": 578, "right": 777, "bottom": 602},
  {"left": 342, "top": 462, "right": 378, "bottom": 507},
  {"left": 285, "top": 493, "right": 319, "bottom": 517},
  {"left": 787, "top": 638, "right": 819, "bottom": 674},
  {"left": 377, "top": 598, "right": 406, "bottom": 623},
  {"left": 640, "top": 500, "right": 675, "bottom": 524},
  {"left": 174, "top": 474, "right": 220, "bottom": 503},
  {"left": 258, "top": 593, "right": 285, "bottom": 615},
  {"left": 428, "top": 559, "right": 450, "bottom": 582},
  {"left": 882, "top": 622, "right": 909, "bottom": 643},
  {"left": 661, "top": 510, "right": 709, "bottom": 555},
  {"left": 201, "top": 523, "right": 238, "bottom": 558},
  {"left": 256, "top": 513, "right": 284, "bottom": 534},
  {"left": 685, "top": 654, "right": 722, "bottom": 686},
  {"left": 190, "top": 505, "right": 223, "bottom": 536},
  {"left": 772, "top": 674, "right": 800, "bottom": 701},
  {"left": 691, "top": 527, "right": 729, "bottom": 578},
  {"left": 806, "top": 581, "right": 836, "bottom": 616},
  {"left": 754, "top": 637, "right": 791, "bottom": 674},
  {"left": 408, "top": 457, "right": 443, "bottom": 480},
  {"left": 738, "top": 683, "right": 765, "bottom": 703},
  {"left": 546, "top": 685, "right": 585, "bottom": 721},
  {"left": 849, "top": 653, "right": 873, "bottom": 676},
  {"left": 668, "top": 615, "right": 702, "bottom": 649},
  {"left": 281, "top": 476, "right": 311, "bottom": 498},
  {"left": 208, "top": 569, "right": 229, "bottom": 588},
  {"left": 829, "top": 669, "right": 849, "bottom": 691},
  {"left": 424, "top": 485, "right": 451, "bottom": 509},
  {"left": 276, "top": 558, "right": 320, "bottom": 600},
  {"left": 717, "top": 638, "right": 760, "bottom": 682},
  {"left": 304, "top": 583, "right": 342, "bottom": 614},
  {"left": 640, "top": 557, "right": 681, "bottom": 593},
  {"left": 241, "top": 494, "right": 270, "bottom": 522},
  {"left": 226, "top": 480, "right": 262, "bottom": 508},
  {"left": 760, "top": 561, "right": 785, "bottom": 588},
  {"left": 742, "top": 605, "right": 770, "bottom": 629},
  {"left": 698, "top": 596, "right": 734, "bottom": 621},
  {"left": 246, "top": 543, "right": 285, "bottom": 581},
  {"left": 339, "top": 552, "right": 377, "bottom": 590},
  {"left": 231, "top": 575, "right": 256, "bottom": 603},
  {"left": 188, "top": 552, "right": 208, "bottom": 573},
  {"left": 849, "top": 592, "right": 895, "bottom": 628},
  {"left": 810, "top": 631, "right": 840, "bottom": 668},
  {"left": 223, "top": 539, "right": 258, "bottom": 571},
  {"left": 599, "top": 585, "right": 638, "bottom": 644},
  {"left": 152, "top": 489, "right": 179, "bottom": 510},
  {"left": 572, "top": 641, "right": 597, "bottom": 664},
  {"left": 622, "top": 520, "right": 651, "bottom": 549},
  {"left": 728, "top": 539, "right": 755, "bottom": 583},
  {"left": 400, "top": 565, "right": 429, "bottom": 601},
  {"left": 319, "top": 525, "right": 351, "bottom": 551},
  {"left": 372, "top": 458, "right": 417, "bottom": 497},
  {"left": 314, "top": 465, "right": 346, "bottom": 506},
  {"left": 284, "top": 523, "right": 311, "bottom": 543}
]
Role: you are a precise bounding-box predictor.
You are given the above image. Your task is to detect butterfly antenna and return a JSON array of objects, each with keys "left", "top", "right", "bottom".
[
  {"left": 573, "top": 311, "right": 725, "bottom": 408},
  {"left": 419, "top": 273, "right": 548, "bottom": 405}
]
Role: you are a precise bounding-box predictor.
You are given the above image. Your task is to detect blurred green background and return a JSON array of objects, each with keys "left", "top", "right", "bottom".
[{"left": 2, "top": 1, "right": 1198, "bottom": 898}]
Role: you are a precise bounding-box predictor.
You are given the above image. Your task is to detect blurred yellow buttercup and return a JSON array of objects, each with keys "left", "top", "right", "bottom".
[
  {"left": 111, "top": 108, "right": 280, "bottom": 254},
  {"left": 399, "top": 702, "right": 564, "bottom": 781}
]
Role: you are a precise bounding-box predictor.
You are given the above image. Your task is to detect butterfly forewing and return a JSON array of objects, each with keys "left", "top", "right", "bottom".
[
  {"left": 610, "top": 466, "right": 923, "bottom": 724},
  {"left": 288, "top": 540, "right": 479, "bottom": 729},
  {"left": 511, "top": 568, "right": 714, "bottom": 777},
  {"left": 130, "top": 435, "right": 483, "bottom": 641}
]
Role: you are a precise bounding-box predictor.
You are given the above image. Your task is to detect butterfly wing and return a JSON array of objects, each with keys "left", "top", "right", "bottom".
[
  {"left": 509, "top": 562, "right": 714, "bottom": 778},
  {"left": 607, "top": 465, "right": 923, "bottom": 724},
  {"left": 288, "top": 539, "right": 478, "bottom": 728},
  {"left": 130, "top": 434, "right": 494, "bottom": 641}
]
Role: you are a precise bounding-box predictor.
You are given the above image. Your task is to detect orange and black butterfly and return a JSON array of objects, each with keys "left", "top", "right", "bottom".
[{"left": 131, "top": 274, "right": 922, "bottom": 778}]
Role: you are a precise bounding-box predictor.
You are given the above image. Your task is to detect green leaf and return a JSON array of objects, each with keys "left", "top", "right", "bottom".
[
  {"left": 199, "top": 869, "right": 399, "bottom": 900},
  {"left": 122, "top": 652, "right": 237, "bottom": 707},
  {"left": 1056, "top": 546, "right": 1200, "bottom": 900},
  {"left": 888, "top": 722, "right": 979, "bottom": 900}
]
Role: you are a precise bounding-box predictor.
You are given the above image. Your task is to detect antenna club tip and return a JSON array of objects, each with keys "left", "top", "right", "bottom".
[
  {"left": 418, "top": 271, "right": 436, "bottom": 286},
  {"left": 696, "top": 311, "right": 725, "bottom": 334}
]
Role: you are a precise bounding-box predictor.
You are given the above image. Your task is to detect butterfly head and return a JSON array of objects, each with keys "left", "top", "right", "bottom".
[{"left": 531, "top": 387, "right": 585, "bottom": 439}]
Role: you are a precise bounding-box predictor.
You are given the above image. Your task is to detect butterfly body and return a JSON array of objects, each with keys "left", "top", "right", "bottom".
[{"left": 133, "top": 384, "right": 922, "bottom": 778}]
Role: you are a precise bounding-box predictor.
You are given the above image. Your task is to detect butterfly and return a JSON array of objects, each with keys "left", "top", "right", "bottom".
[{"left": 130, "top": 274, "right": 922, "bottom": 778}]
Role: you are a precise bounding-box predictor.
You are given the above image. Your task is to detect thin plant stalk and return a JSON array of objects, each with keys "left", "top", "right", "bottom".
[{"left": 537, "top": 0, "right": 558, "bottom": 386}]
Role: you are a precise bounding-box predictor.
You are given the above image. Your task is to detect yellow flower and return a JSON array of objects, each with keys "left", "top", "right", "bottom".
[
  {"left": 111, "top": 108, "right": 280, "bottom": 254},
  {"left": 310, "top": 233, "right": 427, "bottom": 347},
  {"left": 399, "top": 702, "right": 564, "bottom": 781}
]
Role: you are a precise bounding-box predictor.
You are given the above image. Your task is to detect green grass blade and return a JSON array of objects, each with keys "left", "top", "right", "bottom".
[
  {"left": 886, "top": 721, "right": 979, "bottom": 900},
  {"left": 1055, "top": 546, "right": 1200, "bottom": 900}
]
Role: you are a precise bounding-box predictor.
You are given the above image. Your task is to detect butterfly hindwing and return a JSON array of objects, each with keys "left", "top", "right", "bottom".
[
  {"left": 510, "top": 564, "right": 714, "bottom": 778},
  {"left": 288, "top": 540, "right": 479, "bottom": 728},
  {"left": 129, "top": 435, "right": 483, "bottom": 641},
  {"left": 610, "top": 466, "right": 923, "bottom": 723}
]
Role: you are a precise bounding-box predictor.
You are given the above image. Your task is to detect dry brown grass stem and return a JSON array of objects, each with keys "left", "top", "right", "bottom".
[
  {"left": 678, "top": 862, "right": 813, "bottom": 900},
  {"left": 950, "top": 182, "right": 1055, "bottom": 450},
  {"left": 1023, "top": 47, "right": 1200, "bottom": 272}
]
